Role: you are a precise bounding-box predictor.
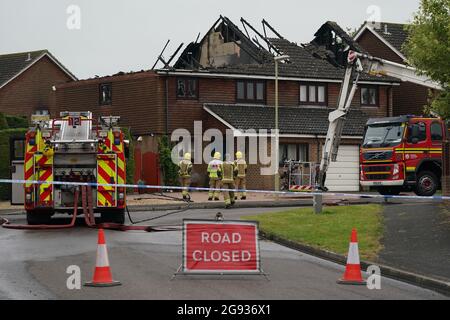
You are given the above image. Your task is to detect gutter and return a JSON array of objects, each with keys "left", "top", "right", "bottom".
[{"left": 156, "top": 69, "right": 400, "bottom": 86}]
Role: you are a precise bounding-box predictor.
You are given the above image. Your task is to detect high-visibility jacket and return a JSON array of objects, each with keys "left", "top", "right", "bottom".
[
  {"left": 178, "top": 159, "right": 193, "bottom": 178},
  {"left": 234, "top": 159, "right": 247, "bottom": 178},
  {"left": 208, "top": 159, "right": 223, "bottom": 180},
  {"left": 221, "top": 161, "right": 236, "bottom": 184}
]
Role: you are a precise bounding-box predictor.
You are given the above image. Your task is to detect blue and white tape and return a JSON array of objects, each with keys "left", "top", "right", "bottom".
[{"left": 1, "top": 179, "right": 449, "bottom": 202}]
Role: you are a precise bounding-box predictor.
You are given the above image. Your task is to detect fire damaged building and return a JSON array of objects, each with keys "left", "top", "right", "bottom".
[{"left": 53, "top": 16, "right": 401, "bottom": 191}]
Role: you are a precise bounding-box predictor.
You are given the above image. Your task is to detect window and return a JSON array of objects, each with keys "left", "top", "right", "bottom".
[
  {"left": 431, "top": 122, "right": 443, "bottom": 141},
  {"left": 99, "top": 83, "right": 112, "bottom": 105},
  {"left": 177, "top": 78, "right": 198, "bottom": 99},
  {"left": 279, "top": 143, "right": 309, "bottom": 165},
  {"left": 299, "top": 83, "right": 327, "bottom": 105},
  {"left": 236, "top": 80, "right": 265, "bottom": 103},
  {"left": 361, "top": 86, "right": 378, "bottom": 106},
  {"left": 408, "top": 122, "right": 427, "bottom": 143}
]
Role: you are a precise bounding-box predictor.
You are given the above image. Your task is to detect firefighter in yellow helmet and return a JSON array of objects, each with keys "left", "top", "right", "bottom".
[
  {"left": 178, "top": 153, "right": 193, "bottom": 200},
  {"left": 43, "top": 140, "right": 55, "bottom": 158},
  {"left": 207, "top": 152, "right": 222, "bottom": 201},
  {"left": 234, "top": 151, "right": 248, "bottom": 200},
  {"left": 221, "top": 153, "right": 236, "bottom": 209}
]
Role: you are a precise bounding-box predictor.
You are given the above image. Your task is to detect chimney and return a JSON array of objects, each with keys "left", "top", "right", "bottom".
[
  {"left": 384, "top": 24, "right": 391, "bottom": 35},
  {"left": 25, "top": 52, "right": 31, "bottom": 61}
]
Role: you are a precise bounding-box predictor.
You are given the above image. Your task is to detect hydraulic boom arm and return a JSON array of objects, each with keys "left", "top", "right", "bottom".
[{"left": 317, "top": 51, "right": 442, "bottom": 191}]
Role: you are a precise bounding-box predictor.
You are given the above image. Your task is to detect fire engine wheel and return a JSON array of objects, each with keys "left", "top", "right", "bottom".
[
  {"left": 100, "top": 210, "right": 125, "bottom": 224},
  {"left": 414, "top": 171, "right": 439, "bottom": 197},
  {"left": 26, "top": 211, "right": 52, "bottom": 225},
  {"left": 377, "top": 187, "right": 402, "bottom": 196}
]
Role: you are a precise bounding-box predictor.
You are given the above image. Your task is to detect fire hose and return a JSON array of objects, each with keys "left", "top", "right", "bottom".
[{"left": 1, "top": 186, "right": 184, "bottom": 232}]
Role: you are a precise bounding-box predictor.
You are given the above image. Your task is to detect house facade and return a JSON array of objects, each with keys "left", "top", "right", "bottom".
[
  {"left": 0, "top": 50, "right": 77, "bottom": 119},
  {"left": 53, "top": 18, "right": 401, "bottom": 191},
  {"left": 354, "top": 22, "right": 433, "bottom": 117}
]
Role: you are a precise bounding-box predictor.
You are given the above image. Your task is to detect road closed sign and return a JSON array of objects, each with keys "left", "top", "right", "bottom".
[{"left": 182, "top": 220, "right": 261, "bottom": 274}]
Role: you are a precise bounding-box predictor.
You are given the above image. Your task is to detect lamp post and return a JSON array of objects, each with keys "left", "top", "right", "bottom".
[{"left": 274, "top": 55, "right": 290, "bottom": 199}]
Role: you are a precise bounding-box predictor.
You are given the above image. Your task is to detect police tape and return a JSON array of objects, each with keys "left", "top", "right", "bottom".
[{"left": 1, "top": 178, "right": 450, "bottom": 202}]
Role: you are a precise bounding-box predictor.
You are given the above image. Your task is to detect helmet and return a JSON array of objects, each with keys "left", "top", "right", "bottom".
[
  {"left": 214, "top": 152, "right": 221, "bottom": 160},
  {"left": 184, "top": 153, "right": 191, "bottom": 161},
  {"left": 236, "top": 151, "right": 243, "bottom": 159}
]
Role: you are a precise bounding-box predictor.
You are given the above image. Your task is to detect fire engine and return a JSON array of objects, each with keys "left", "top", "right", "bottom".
[
  {"left": 360, "top": 116, "right": 448, "bottom": 196},
  {"left": 24, "top": 112, "right": 127, "bottom": 225},
  {"left": 318, "top": 50, "right": 446, "bottom": 197}
]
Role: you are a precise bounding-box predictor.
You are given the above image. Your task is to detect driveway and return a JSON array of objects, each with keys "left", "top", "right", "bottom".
[{"left": 379, "top": 202, "right": 450, "bottom": 282}]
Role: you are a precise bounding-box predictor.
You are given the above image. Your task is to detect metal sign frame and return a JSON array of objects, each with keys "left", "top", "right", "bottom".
[{"left": 173, "top": 219, "right": 268, "bottom": 279}]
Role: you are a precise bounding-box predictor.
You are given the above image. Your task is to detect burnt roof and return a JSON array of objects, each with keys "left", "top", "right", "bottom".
[
  {"left": 205, "top": 104, "right": 369, "bottom": 137},
  {"left": 167, "top": 17, "right": 399, "bottom": 83}
]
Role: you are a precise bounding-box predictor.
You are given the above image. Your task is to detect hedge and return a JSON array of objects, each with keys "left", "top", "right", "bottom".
[
  {"left": 0, "top": 128, "right": 28, "bottom": 200},
  {"left": 6, "top": 115, "right": 29, "bottom": 129},
  {"left": 0, "top": 113, "right": 8, "bottom": 130}
]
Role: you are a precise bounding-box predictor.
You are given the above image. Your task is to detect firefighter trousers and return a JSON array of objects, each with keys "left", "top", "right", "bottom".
[
  {"left": 222, "top": 182, "right": 236, "bottom": 206},
  {"left": 235, "top": 177, "right": 247, "bottom": 199},
  {"left": 180, "top": 177, "right": 191, "bottom": 197},
  {"left": 209, "top": 178, "right": 221, "bottom": 200}
]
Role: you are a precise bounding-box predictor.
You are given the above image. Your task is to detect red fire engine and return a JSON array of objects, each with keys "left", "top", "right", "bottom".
[
  {"left": 360, "top": 116, "right": 448, "bottom": 196},
  {"left": 24, "top": 112, "right": 127, "bottom": 225}
]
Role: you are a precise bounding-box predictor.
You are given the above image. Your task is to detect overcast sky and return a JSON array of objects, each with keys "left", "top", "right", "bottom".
[{"left": 0, "top": 0, "right": 421, "bottom": 79}]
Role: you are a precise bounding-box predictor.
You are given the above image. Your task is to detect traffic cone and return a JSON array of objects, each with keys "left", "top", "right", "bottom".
[
  {"left": 338, "top": 229, "right": 366, "bottom": 285},
  {"left": 84, "top": 229, "right": 121, "bottom": 287}
]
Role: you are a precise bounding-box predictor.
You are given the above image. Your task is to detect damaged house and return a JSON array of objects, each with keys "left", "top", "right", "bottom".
[{"left": 53, "top": 17, "right": 400, "bottom": 191}]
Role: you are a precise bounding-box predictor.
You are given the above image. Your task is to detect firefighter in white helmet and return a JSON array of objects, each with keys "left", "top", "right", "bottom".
[
  {"left": 221, "top": 153, "right": 236, "bottom": 209},
  {"left": 207, "top": 152, "right": 222, "bottom": 201},
  {"left": 234, "top": 151, "right": 247, "bottom": 200},
  {"left": 178, "top": 153, "right": 193, "bottom": 200}
]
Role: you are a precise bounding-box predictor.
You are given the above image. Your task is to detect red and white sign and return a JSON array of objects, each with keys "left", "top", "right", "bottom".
[{"left": 183, "top": 220, "right": 260, "bottom": 273}]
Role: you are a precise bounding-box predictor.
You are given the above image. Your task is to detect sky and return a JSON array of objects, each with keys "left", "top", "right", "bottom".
[{"left": 0, "top": 0, "right": 421, "bottom": 79}]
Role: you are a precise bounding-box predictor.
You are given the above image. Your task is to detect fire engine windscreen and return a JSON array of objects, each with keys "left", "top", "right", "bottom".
[{"left": 363, "top": 123, "right": 405, "bottom": 148}]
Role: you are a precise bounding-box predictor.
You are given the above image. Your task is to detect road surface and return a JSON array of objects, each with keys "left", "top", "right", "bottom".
[{"left": 0, "top": 207, "right": 446, "bottom": 300}]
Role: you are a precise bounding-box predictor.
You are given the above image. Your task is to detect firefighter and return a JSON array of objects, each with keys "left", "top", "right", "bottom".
[
  {"left": 43, "top": 140, "right": 55, "bottom": 158},
  {"left": 178, "top": 153, "right": 193, "bottom": 200},
  {"left": 234, "top": 151, "right": 248, "bottom": 200},
  {"left": 221, "top": 153, "right": 236, "bottom": 209},
  {"left": 207, "top": 152, "right": 222, "bottom": 201}
]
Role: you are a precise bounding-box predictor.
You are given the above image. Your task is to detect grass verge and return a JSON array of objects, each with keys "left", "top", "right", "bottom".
[{"left": 244, "top": 204, "right": 384, "bottom": 261}]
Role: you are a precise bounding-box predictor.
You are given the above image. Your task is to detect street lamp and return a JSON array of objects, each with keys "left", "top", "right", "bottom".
[{"left": 274, "top": 55, "right": 289, "bottom": 198}]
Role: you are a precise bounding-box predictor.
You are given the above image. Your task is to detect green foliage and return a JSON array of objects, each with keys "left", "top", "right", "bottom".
[
  {"left": 6, "top": 115, "right": 28, "bottom": 129},
  {"left": 0, "top": 128, "right": 27, "bottom": 200},
  {"left": 122, "top": 127, "right": 135, "bottom": 186},
  {"left": 158, "top": 135, "right": 180, "bottom": 187},
  {"left": 0, "top": 113, "right": 9, "bottom": 130},
  {"left": 404, "top": 0, "right": 450, "bottom": 118}
]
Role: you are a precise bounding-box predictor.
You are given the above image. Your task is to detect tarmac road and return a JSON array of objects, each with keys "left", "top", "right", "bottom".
[{"left": 0, "top": 207, "right": 447, "bottom": 300}]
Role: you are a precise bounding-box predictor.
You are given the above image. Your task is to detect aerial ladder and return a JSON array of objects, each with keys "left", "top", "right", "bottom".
[{"left": 318, "top": 50, "right": 442, "bottom": 191}]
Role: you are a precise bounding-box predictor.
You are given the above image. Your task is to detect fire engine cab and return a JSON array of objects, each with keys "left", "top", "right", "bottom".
[
  {"left": 360, "top": 116, "right": 447, "bottom": 196},
  {"left": 23, "top": 112, "right": 127, "bottom": 225}
]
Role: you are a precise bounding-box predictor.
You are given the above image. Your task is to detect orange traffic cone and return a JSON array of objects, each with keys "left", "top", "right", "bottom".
[
  {"left": 338, "top": 229, "right": 366, "bottom": 285},
  {"left": 85, "top": 229, "right": 121, "bottom": 287}
]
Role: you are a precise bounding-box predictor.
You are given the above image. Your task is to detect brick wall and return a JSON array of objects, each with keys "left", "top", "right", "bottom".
[
  {"left": 356, "top": 29, "right": 430, "bottom": 117},
  {"left": 0, "top": 56, "right": 73, "bottom": 119},
  {"left": 54, "top": 72, "right": 165, "bottom": 136}
]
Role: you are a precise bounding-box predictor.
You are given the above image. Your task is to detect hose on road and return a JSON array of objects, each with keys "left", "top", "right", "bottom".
[{"left": 1, "top": 186, "right": 184, "bottom": 232}]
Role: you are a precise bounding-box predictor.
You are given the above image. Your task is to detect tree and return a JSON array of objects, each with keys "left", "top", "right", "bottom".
[{"left": 404, "top": 0, "right": 450, "bottom": 118}]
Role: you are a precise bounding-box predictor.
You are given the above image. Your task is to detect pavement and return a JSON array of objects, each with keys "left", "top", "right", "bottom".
[
  {"left": 0, "top": 207, "right": 446, "bottom": 300},
  {"left": 378, "top": 202, "right": 450, "bottom": 282}
]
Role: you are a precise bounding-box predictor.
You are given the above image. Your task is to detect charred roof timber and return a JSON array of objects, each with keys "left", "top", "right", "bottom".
[{"left": 309, "top": 21, "right": 366, "bottom": 67}]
